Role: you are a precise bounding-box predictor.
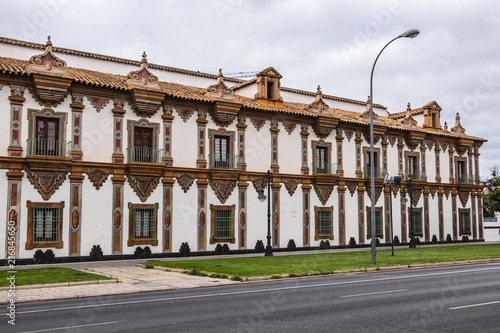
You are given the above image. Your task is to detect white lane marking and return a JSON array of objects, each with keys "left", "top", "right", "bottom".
[
  {"left": 20, "top": 321, "right": 125, "bottom": 333},
  {"left": 449, "top": 300, "right": 500, "bottom": 310},
  {"left": 341, "top": 289, "right": 408, "bottom": 298},
  {"left": 8, "top": 264, "right": 500, "bottom": 316}
]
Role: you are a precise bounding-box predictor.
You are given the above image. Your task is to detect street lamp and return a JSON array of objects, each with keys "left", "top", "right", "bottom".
[
  {"left": 369, "top": 29, "right": 420, "bottom": 265},
  {"left": 258, "top": 170, "right": 273, "bottom": 256},
  {"left": 384, "top": 175, "right": 402, "bottom": 256},
  {"left": 408, "top": 178, "right": 417, "bottom": 248}
]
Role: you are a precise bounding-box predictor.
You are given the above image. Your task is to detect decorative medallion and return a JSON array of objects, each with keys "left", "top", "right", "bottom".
[
  {"left": 250, "top": 118, "right": 266, "bottom": 131},
  {"left": 127, "top": 174, "right": 160, "bottom": 202},
  {"left": 313, "top": 184, "right": 334, "bottom": 205},
  {"left": 177, "top": 108, "right": 195, "bottom": 123},
  {"left": 87, "top": 95, "right": 111, "bottom": 113},
  {"left": 459, "top": 191, "right": 470, "bottom": 207},
  {"left": 114, "top": 210, "right": 122, "bottom": 230},
  {"left": 27, "top": 170, "right": 66, "bottom": 200},
  {"left": 240, "top": 211, "right": 246, "bottom": 228},
  {"left": 164, "top": 210, "right": 171, "bottom": 229},
  {"left": 84, "top": 167, "right": 111, "bottom": 190},
  {"left": 72, "top": 210, "right": 80, "bottom": 230},
  {"left": 175, "top": 173, "right": 196, "bottom": 193},
  {"left": 282, "top": 121, "right": 297, "bottom": 135},
  {"left": 210, "top": 179, "right": 237, "bottom": 204},
  {"left": 283, "top": 178, "right": 299, "bottom": 196}
]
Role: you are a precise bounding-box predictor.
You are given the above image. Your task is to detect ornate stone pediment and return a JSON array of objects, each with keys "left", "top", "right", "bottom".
[
  {"left": 308, "top": 86, "right": 329, "bottom": 113},
  {"left": 313, "top": 184, "right": 334, "bottom": 205},
  {"left": 206, "top": 69, "right": 234, "bottom": 99},
  {"left": 450, "top": 113, "right": 466, "bottom": 134},
  {"left": 127, "top": 173, "right": 160, "bottom": 202},
  {"left": 83, "top": 167, "right": 112, "bottom": 190},
  {"left": 210, "top": 179, "right": 237, "bottom": 204},
  {"left": 283, "top": 178, "right": 300, "bottom": 196},
  {"left": 401, "top": 103, "right": 418, "bottom": 127},
  {"left": 175, "top": 172, "right": 197, "bottom": 193}
]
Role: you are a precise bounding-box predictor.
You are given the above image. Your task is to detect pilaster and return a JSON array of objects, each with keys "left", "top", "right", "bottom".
[
  {"left": 70, "top": 94, "right": 85, "bottom": 161},
  {"left": 302, "top": 184, "right": 311, "bottom": 246},
  {"left": 8, "top": 85, "right": 26, "bottom": 157},
  {"left": 196, "top": 111, "right": 208, "bottom": 168},
  {"left": 112, "top": 99, "right": 125, "bottom": 163},
  {"left": 270, "top": 119, "right": 279, "bottom": 173}
]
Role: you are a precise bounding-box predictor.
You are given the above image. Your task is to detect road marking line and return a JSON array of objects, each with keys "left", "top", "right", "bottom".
[
  {"left": 20, "top": 320, "right": 125, "bottom": 333},
  {"left": 341, "top": 289, "right": 408, "bottom": 298},
  {"left": 8, "top": 264, "right": 500, "bottom": 316},
  {"left": 449, "top": 300, "right": 500, "bottom": 310}
]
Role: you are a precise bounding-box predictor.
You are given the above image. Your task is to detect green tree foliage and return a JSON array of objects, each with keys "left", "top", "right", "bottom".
[{"left": 483, "top": 166, "right": 500, "bottom": 217}]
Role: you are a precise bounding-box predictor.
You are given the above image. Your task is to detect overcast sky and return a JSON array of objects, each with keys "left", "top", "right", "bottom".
[{"left": 1, "top": 0, "right": 498, "bottom": 177}]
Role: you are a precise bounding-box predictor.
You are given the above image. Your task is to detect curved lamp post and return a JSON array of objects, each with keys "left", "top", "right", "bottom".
[
  {"left": 370, "top": 29, "right": 420, "bottom": 265},
  {"left": 258, "top": 170, "right": 273, "bottom": 256}
]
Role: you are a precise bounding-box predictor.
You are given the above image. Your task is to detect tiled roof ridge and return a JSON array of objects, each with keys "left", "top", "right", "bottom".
[
  {"left": 0, "top": 36, "right": 245, "bottom": 84},
  {"left": 389, "top": 107, "right": 424, "bottom": 119}
]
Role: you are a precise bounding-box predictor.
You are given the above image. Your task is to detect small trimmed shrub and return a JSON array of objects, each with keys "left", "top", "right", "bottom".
[
  {"left": 89, "top": 245, "right": 104, "bottom": 261},
  {"left": 432, "top": 235, "right": 438, "bottom": 244},
  {"left": 33, "top": 249, "right": 55, "bottom": 264},
  {"left": 287, "top": 239, "right": 296, "bottom": 251},
  {"left": 415, "top": 237, "right": 421, "bottom": 245},
  {"left": 393, "top": 236, "right": 400, "bottom": 245},
  {"left": 446, "top": 234, "right": 452, "bottom": 243},
  {"left": 255, "top": 240, "right": 265, "bottom": 253},
  {"left": 319, "top": 240, "right": 331, "bottom": 249},
  {"left": 375, "top": 238, "right": 381, "bottom": 247},
  {"left": 462, "top": 235, "right": 469, "bottom": 242},
  {"left": 179, "top": 242, "right": 190, "bottom": 257},
  {"left": 348, "top": 237, "right": 357, "bottom": 248},
  {"left": 215, "top": 244, "right": 230, "bottom": 255}
]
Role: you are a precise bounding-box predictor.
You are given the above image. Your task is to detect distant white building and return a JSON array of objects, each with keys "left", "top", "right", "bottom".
[{"left": 0, "top": 36, "right": 487, "bottom": 260}]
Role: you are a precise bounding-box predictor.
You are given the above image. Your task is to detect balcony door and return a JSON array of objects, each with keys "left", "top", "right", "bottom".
[
  {"left": 36, "top": 117, "right": 59, "bottom": 156},
  {"left": 214, "top": 135, "right": 230, "bottom": 168},
  {"left": 134, "top": 127, "right": 153, "bottom": 162},
  {"left": 316, "top": 146, "right": 328, "bottom": 174}
]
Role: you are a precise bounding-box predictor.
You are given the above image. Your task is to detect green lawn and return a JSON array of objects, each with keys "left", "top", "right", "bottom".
[
  {"left": 148, "top": 244, "right": 500, "bottom": 277},
  {"left": 0, "top": 267, "right": 113, "bottom": 287}
]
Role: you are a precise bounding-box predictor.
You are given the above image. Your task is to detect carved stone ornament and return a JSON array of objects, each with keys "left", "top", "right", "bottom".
[
  {"left": 210, "top": 179, "right": 237, "bottom": 204},
  {"left": 411, "top": 189, "right": 422, "bottom": 207},
  {"left": 176, "top": 108, "right": 195, "bottom": 123},
  {"left": 308, "top": 85, "right": 330, "bottom": 113},
  {"left": 27, "top": 170, "right": 67, "bottom": 200},
  {"left": 450, "top": 113, "right": 466, "bottom": 134},
  {"left": 250, "top": 176, "right": 267, "bottom": 195},
  {"left": 250, "top": 118, "right": 266, "bottom": 131},
  {"left": 205, "top": 69, "right": 234, "bottom": 99},
  {"left": 401, "top": 103, "right": 418, "bottom": 127},
  {"left": 126, "top": 52, "right": 160, "bottom": 89},
  {"left": 282, "top": 121, "right": 297, "bottom": 135},
  {"left": 360, "top": 96, "right": 378, "bottom": 120},
  {"left": 175, "top": 172, "right": 196, "bottom": 193},
  {"left": 459, "top": 191, "right": 470, "bottom": 207},
  {"left": 443, "top": 187, "right": 451, "bottom": 199},
  {"left": 84, "top": 167, "right": 111, "bottom": 190},
  {"left": 127, "top": 173, "right": 160, "bottom": 202},
  {"left": 366, "top": 186, "right": 383, "bottom": 205},
  {"left": 283, "top": 178, "right": 299, "bottom": 196},
  {"left": 26, "top": 36, "right": 67, "bottom": 73},
  {"left": 313, "top": 184, "right": 334, "bottom": 205},
  {"left": 346, "top": 181, "right": 357, "bottom": 197},
  {"left": 87, "top": 95, "right": 111, "bottom": 113}
]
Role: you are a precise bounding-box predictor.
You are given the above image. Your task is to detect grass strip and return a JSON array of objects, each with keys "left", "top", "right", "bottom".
[
  {"left": 0, "top": 267, "right": 113, "bottom": 287},
  {"left": 147, "top": 244, "right": 500, "bottom": 277}
]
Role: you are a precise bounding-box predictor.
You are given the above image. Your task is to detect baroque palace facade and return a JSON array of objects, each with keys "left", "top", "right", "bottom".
[{"left": 0, "top": 37, "right": 486, "bottom": 260}]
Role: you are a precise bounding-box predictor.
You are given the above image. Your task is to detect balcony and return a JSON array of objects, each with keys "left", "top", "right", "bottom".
[
  {"left": 364, "top": 166, "right": 387, "bottom": 179},
  {"left": 311, "top": 162, "right": 338, "bottom": 175},
  {"left": 209, "top": 153, "right": 240, "bottom": 169},
  {"left": 457, "top": 174, "right": 475, "bottom": 184},
  {"left": 26, "top": 138, "right": 71, "bottom": 157},
  {"left": 127, "top": 147, "right": 164, "bottom": 164},
  {"left": 407, "top": 170, "right": 426, "bottom": 181}
]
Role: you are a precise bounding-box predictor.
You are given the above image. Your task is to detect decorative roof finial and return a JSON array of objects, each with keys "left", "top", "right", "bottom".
[
  {"left": 46, "top": 36, "right": 52, "bottom": 47},
  {"left": 141, "top": 51, "right": 147, "bottom": 64},
  {"left": 444, "top": 121, "right": 448, "bottom": 131},
  {"left": 316, "top": 85, "right": 322, "bottom": 94},
  {"left": 450, "top": 112, "right": 466, "bottom": 134},
  {"left": 407, "top": 102, "right": 411, "bottom": 111}
]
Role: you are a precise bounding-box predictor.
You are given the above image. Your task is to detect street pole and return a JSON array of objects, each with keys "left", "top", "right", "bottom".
[
  {"left": 265, "top": 170, "right": 273, "bottom": 256},
  {"left": 369, "top": 29, "right": 420, "bottom": 265}
]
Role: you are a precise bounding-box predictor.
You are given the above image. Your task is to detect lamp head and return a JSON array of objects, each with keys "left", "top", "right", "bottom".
[
  {"left": 258, "top": 190, "right": 267, "bottom": 203},
  {"left": 399, "top": 29, "right": 420, "bottom": 39}
]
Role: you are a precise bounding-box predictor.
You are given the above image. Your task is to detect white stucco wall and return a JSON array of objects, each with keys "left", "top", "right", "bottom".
[
  {"left": 245, "top": 120, "right": 271, "bottom": 173},
  {"left": 0, "top": 170, "right": 8, "bottom": 258},
  {"left": 0, "top": 87, "right": 11, "bottom": 157}
]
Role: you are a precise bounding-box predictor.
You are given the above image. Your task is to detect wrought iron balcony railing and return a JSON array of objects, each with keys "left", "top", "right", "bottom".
[
  {"left": 311, "top": 162, "right": 338, "bottom": 175},
  {"left": 208, "top": 153, "right": 241, "bottom": 169},
  {"left": 26, "top": 138, "right": 71, "bottom": 157},
  {"left": 127, "top": 146, "right": 164, "bottom": 163}
]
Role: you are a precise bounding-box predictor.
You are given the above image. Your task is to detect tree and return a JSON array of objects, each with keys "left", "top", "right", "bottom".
[{"left": 482, "top": 166, "right": 500, "bottom": 217}]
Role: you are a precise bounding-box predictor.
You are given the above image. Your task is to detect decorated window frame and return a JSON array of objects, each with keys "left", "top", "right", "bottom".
[
  {"left": 363, "top": 147, "right": 382, "bottom": 178},
  {"left": 409, "top": 207, "right": 423, "bottom": 237},
  {"left": 208, "top": 128, "right": 236, "bottom": 169},
  {"left": 366, "top": 206, "right": 383, "bottom": 239},
  {"left": 210, "top": 204, "right": 235, "bottom": 244},
  {"left": 126, "top": 119, "right": 160, "bottom": 163},
  {"left": 26, "top": 201, "right": 64, "bottom": 249},
  {"left": 454, "top": 156, "right": 468, "bottom": 183},
  {"left": 128, "top": 203, "right": 159, "bottom": 246},
  {"left": 27, "top": 108, "right": 68, "bottom": 157},
  {"left": 459, "top": 208, "right": 471, "bottom": 236},
  {"left": 311, "top": 139, "right": 333, "bottom": 174},
  {"left": 404, "top": 151, "right": 421, "bottom": 180},
  {"left": 314, "top": 206, "right": 334, "bottom": 240}
]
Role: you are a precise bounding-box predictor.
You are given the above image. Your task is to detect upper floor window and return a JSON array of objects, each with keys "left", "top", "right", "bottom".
[
  {"left": 27, "top": 108, "right": 68, "bottom": 157},
  {"left": 127, "top": 120, "right": 161, "bottom": 163},
  {"left": 209, "top": 128, "right": 238, "bottom": 169},
  {"left": 405, "top": 152, "right": 422, "bottom": 180},
  {"left": 457, "top": 160, "right": 467, "bottom": 183},
  {"left": 364, "top": 147, "right": 382, "bottom": 178},
  {"left": 312, "top": 140, "right": 333, "bottom": 174}
]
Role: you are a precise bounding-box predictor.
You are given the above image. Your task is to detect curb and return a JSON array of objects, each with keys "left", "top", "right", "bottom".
[{"left": 0, "top": 279, "right": 117, "bottom": 291}]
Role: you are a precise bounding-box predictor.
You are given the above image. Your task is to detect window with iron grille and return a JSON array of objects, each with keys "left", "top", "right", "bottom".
[
  {"left": 210, "top": 205, "right": 235, "bottom": 243},
  {"left": 128, "top": 203, "right": 158, "bottom": 246},
  {"left": 26, "top": 201, "right": 64, "bottom": 249},
  {"left": 315, "top": 206, "right": 334, "bottom": 240},
  {"left": 366, "top": 207, "right": 383, "bottom": 239},
  {"left": 410, "top": 208, "right": 423, "bottom": 237},
  {"left": 459, "top": 209, "right": 471, "bottom": 235}
]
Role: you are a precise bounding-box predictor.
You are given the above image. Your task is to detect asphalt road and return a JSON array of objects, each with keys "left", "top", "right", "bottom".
[{"left": 3, "top": 263, "right": 500, "bottom": 333}]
